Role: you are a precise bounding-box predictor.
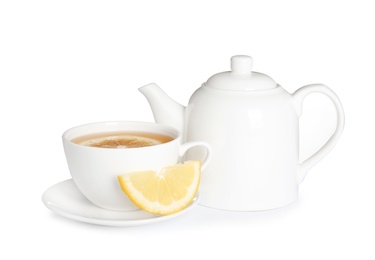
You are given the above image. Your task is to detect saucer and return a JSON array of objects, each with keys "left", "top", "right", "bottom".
[{"left": 42, "top": 179, "right": 200, "bottom": 227}]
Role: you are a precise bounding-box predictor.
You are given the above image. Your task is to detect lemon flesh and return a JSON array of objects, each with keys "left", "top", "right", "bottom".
[{"left": 118, "top": 160, "right": 201, "bottom": 215}]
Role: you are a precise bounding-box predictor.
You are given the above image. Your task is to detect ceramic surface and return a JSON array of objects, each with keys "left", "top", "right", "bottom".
[
  {"left": 140, "top": 55, "right": 345, "bottom": 211},
  {"left": 63, "top": 121, "right": 210, "bottom": 211},
  {"left": 42, "top": 179, "right": 200, "bottom": 227}
]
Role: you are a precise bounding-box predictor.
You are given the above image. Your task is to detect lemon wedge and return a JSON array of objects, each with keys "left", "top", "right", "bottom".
[{"left": 118, "top": 160, "right": 201, "bottom": 215}]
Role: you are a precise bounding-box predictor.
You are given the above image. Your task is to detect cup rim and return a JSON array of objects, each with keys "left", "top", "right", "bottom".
[{"left": 62, "top": 120, "right": 181, "bottom": 150}]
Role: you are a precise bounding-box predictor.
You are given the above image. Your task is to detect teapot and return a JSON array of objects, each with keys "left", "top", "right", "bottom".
[{"left": 139, "top": 55, "right": 345, "bottom": 211}]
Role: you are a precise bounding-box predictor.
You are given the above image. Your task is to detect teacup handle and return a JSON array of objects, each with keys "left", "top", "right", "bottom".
[
  {"left": 179, "top": 141, "right": 212, "bottom": 171},
  {"left": 293, "top": 84, "right": 345, "bottom": 184}
]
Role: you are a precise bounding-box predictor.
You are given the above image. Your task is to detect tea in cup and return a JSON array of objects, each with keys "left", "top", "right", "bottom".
[{"left": 62, "top": 121, "right": 211, "bottom": 211}]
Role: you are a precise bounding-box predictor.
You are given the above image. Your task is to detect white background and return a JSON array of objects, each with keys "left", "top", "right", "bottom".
[{"left": 1, "top": 0, "right": 374, "bottom": 259}]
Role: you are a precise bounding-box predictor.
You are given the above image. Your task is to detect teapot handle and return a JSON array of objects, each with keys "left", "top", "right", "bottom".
[{"left": 293, "top": 84, "right": 345, "bottom": 184}]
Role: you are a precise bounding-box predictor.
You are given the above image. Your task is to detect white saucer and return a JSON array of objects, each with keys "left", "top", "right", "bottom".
[{"left": 42, "top": 179, "right": 200, "bottom": 227}]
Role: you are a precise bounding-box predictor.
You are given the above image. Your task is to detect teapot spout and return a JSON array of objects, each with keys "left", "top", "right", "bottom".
[{"left": 139, "top": 83, "right": 185, "bottom": 131}]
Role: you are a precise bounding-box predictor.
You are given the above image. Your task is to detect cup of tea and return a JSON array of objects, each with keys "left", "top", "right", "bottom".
[{"left": 62, "top": 121, "right": 211, "bottom": 211}]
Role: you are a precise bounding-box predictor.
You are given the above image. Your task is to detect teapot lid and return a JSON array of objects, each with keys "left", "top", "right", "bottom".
[{"left": 205, "top": 55, "right": 277, "bottom": 90}]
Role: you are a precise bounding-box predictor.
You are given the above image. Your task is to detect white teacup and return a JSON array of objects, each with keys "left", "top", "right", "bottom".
[{"left": 62, "top": 121, "right": 211, "bottom": 211}]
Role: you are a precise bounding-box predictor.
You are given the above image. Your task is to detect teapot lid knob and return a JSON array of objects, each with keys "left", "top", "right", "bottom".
[
  {"left": 231, "top": 55, "right": 253, "bottom": 74},
  {"left": 205, "top": 55, "right": 277, "bottom": 90}
]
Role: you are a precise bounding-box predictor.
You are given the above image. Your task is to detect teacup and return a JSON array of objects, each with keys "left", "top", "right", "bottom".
[{"left": 62, "top": 121, "right": 211, "bottom": 211}]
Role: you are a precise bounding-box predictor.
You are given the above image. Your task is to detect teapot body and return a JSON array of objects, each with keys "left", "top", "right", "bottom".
[
  {"left": 140, "top": 55, "right": 345, "bottom": 212},
  {"left": 185, "top": 85, "right": 300, "bottom": 211}
]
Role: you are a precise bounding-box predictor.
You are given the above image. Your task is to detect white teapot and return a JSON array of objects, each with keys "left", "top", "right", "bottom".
[{"left": 139, "top": 55, "right": 344, "bottom": 211}]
